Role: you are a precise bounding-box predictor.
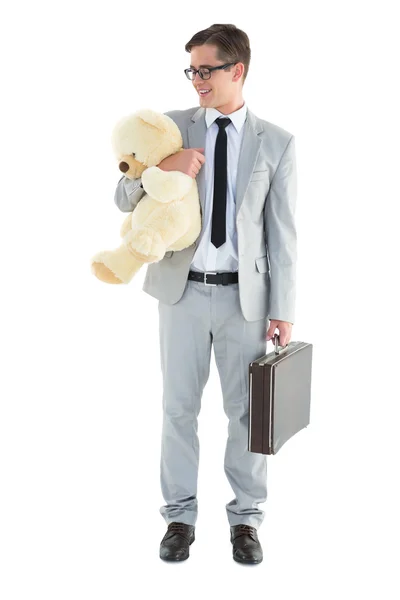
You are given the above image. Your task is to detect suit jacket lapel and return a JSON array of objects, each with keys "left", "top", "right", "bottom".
[
  {"left": 235, "top": 108, "right": 263, "bottom": 216},
  {"left": 187, "top": 108, "right": 207, "bottom": 218}
]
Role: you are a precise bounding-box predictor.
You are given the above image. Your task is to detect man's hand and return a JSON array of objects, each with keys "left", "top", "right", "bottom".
[
  {"left": 266, "top": 319, "right": 292, "bottom": 346},
  {"left": 158, "top": 148, "right": 205, "bottom": 178}
]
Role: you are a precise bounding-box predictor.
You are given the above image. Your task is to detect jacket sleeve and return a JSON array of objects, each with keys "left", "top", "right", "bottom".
[
  {"left": 114, "top": 175, "right": 145, "bottom": 212},
  {"left": 264, "top": 135, "right": 297, "bottom": 324}
]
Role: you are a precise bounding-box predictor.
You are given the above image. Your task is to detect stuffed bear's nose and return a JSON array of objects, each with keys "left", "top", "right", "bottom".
[{"left": 119, "top": 162, "right": 129, "bottom": 173}]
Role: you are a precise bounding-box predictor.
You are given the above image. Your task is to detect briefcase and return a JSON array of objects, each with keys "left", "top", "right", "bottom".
[{"left": 248, "top": 334, "right": 313, "bottom": 455}]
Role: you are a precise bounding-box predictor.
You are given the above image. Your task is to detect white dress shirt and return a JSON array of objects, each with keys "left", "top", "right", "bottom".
[{"left": 190, "top": 102, "right": 248, "bottom": 273}]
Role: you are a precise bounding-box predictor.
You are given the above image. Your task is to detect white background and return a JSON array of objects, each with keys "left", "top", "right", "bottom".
[{"left": 1, "top": 0, "right": 399, "bottom": 597}]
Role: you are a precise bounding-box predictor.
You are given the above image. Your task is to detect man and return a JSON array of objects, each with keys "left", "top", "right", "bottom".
[{"left": 114, "top": 24, "right": 297, "bottom": 565}]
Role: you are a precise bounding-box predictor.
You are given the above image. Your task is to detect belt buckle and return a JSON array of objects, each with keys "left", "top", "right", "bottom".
[{"left": 204, "top": 271, "right": 217, "bottom": 286}]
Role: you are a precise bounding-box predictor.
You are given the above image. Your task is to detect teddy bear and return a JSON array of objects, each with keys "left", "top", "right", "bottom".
[{"left": 90, "top": 109, "right": 202, "bottom": 284}]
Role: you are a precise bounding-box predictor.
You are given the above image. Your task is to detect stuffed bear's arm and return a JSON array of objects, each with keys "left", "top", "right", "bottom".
[
  {"left": 141, "top": 167, "right": 194, "bottom": 204},
  {"left": 114, "top": 175, "right": 145, "bottom": 213}
]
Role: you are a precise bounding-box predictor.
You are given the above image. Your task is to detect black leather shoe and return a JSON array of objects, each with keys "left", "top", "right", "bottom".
[
  {"left": 160, "top": 522, "right": 195, "bottom": 561},
  {"left": 230, "top": 524, "right": 263, "bottom": 564}
]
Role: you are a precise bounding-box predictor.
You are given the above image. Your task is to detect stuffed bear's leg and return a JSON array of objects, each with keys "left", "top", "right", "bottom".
[
  {"left": 119, "top": 212, "right": 133, "bottom": 238},
  {"left": 124, "top": 203, "right": 190, "bottom": 260},
  {"left": 123, "top": 227, "right": 165, "bottom": 263},
  {"left": 91, "top": 243, "right": 144, "bottom": 284}
]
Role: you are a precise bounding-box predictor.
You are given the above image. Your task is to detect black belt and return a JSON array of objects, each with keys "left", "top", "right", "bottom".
[{"left": 188, "top": 270, "right": 238, "bottom": 286}]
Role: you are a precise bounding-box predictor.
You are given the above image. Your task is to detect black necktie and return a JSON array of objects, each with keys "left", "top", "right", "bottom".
[{"left": 211, "top": 117, "right": 231, "bottom": 248}]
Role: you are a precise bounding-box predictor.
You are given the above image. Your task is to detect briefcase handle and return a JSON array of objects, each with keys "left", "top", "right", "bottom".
[{"left": 271, "top": 333, "right": 288, "bottom": 355}]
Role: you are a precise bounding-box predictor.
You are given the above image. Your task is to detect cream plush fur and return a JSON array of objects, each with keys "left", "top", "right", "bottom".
[{"left": 91, "top": 109, "right": 201, "bottom": 284}]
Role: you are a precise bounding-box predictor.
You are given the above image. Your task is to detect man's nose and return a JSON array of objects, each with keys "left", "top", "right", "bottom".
[{"left": 193, "top": 72, "right": 203, "bottom": 83}]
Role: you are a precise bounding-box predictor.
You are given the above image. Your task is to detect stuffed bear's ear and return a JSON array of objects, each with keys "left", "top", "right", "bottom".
[{"left": 134, "top": 109, "right": 168, "bottom": 132}]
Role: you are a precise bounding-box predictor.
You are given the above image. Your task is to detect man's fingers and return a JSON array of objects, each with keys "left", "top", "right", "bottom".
[
  {"left": 193, "top": 157, "right": 204, "bottom": 170},
  {"left": 193, "top": 148, "right": 206, "bottom": 163}
]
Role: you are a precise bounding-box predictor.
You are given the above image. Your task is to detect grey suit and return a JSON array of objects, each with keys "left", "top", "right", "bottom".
[
  {"left": 114, "top": 105, "right": 297, "bottom": 529},
  {"left": 114, "top": 105, "right": 297, "bottom": 323}
]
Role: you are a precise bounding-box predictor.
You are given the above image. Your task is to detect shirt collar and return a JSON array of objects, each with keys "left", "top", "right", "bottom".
[{"left": 205, "top": 101, "right": 247, "bottom": 133}]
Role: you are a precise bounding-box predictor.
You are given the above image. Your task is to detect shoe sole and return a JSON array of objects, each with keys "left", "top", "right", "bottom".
[{"left": 233, "top": 554, "right": 263, "bottom": 564}]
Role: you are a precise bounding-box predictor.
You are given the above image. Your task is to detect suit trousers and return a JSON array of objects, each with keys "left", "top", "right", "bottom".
[{"left": 158, "top": 273, "right": 269, "bottom": 529}]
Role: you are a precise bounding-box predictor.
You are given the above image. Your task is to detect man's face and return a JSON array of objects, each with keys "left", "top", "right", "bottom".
[{"left": 189, "top": 44, "right": 240, "bottom": 108}]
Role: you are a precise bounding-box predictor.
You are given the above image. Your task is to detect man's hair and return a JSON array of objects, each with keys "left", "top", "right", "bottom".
[{"left": 184, "top": 24, "right": 251, "bottom": 84}]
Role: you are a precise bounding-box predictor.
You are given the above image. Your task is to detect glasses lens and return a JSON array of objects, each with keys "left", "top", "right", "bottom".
[{"left": 199, "top": 68, "right": 210, "bottom": 80}]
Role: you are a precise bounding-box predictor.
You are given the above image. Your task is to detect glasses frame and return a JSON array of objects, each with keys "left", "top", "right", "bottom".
[{"left": 184, "top": 62, "right": 237, "bottom": 81}]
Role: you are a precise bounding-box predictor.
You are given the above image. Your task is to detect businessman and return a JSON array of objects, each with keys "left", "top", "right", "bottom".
[{"left": 114, "top": 24, "right": 297, "bottom": 564}]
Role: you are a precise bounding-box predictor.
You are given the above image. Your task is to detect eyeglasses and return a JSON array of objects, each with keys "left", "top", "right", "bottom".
[{"left": 184, "top": 62, "right": 237, "bottom": 81}]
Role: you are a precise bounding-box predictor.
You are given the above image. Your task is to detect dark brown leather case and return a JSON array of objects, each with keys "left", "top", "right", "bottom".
[{"left": 248, "top": 337, "right": 313, "bottom": 455}]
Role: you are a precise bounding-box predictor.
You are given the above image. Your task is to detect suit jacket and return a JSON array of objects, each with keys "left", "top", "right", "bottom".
[{"left": 114, "top": 105, "right": 297, "bottom": 323}]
